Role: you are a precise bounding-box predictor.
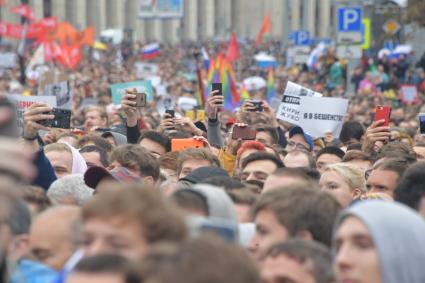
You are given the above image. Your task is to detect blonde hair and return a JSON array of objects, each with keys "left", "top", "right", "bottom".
[{"left": 323, "top": 163, "right": 367, "bottom": 193}]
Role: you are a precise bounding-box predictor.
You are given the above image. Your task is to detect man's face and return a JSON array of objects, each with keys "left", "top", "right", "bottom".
[
  {"left": 320, "top": 171, "right": 356, "bottom": 208},
  {"left": 178, "top": 159, "right": 211, "bottom": 179},
  {"left": 45, "top": 150, "right": 73, "bottom": 178},
  {"left": 139, "top": 138, "right": 166, "bottom": 158},
  {"left": 287, "top": 134, "right": 310, "bottom": 152},
  {"left": 283, "top": 153, "right": 310, "bottom": 168},
  {"left": 366, "top": 169, "right": 399, "bottom": 198},
  {"left": 30, "top": 218, "right": 74, "bottom": 270},
  {"left": 67, "top": 272, "right": 125, "bottom": 283},
  {"left": 84, "top": 110, "right": 107, "bottom": 131},
  {"left": 256, "top": 131, "right": 273, "bottom": 146},
  {"left": 249, "top": 209, "right": 289, "bottom": 257},
  {"left": 81, "top": 151, "right": 104, "bottom": 168},
  {"left": 316, "top": 153, "right": 342, "bottom": 173},
  {"left": 334, "top": 217, "right": 382, "bottom": 283},
  {"left": 241, "top": 160, "right": 277, "bottom": 183},
  {"left": 82, "top": 216, "right": 149, "bottom": 260},
  {"left": 261, "top": 254, "right": 316, "bottom": 283}
]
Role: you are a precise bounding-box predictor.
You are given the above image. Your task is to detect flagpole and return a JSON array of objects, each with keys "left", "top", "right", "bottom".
[{"left": 18, "top": 0, "right": 30, "bottom": 86}]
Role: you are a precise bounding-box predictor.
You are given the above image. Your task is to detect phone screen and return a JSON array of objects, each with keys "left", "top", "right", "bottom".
[
  {"left": 212, "top": 83, "right": 222, "bottom": 96},
  {"left": 419, "top": 115, "right": 425, "bottom": 135}
]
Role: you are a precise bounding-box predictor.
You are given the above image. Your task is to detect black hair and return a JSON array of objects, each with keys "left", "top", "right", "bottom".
[
  {"left": 241, "top": 151, "right": 284, "bottom": 170},
  {"left": 394, "top": 161, "right": 425, "bottom": 212},
  {"left": 339, "top": 121, "right": 364, "bottom": 144},
  {"left": 202, "top": 176, "right": 244, "bottom": 190},
  {"left": 79, "top": 145, "right": 109, "bottom": 167},
  {"left": 316, "top": 146, "right": 345, "bottom": 160},
  {"left": 138, "top": 130, "right": 171, "bottom": 152}
]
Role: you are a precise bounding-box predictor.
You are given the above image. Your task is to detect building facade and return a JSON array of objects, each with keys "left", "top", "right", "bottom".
[{"left": 0, "top": 0, "right": 333, "bottom": 44}]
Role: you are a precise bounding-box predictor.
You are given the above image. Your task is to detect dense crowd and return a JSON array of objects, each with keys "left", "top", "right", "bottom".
[{"left": 0, "top": 39, "right": 424, "bottom": 283}]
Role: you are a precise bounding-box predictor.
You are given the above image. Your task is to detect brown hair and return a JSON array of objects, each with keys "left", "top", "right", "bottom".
[
  {"left": 84, "top": 106, "right": 108, "bottom": 121},
  {"left": 158, "top": 151, "right": 179, "bottom": 171},
  {"left": 109, "top": 144, "right": 160, "bottom": 181},
  {"left": 252, "top": 185, "right": 341, "bottom": 247},
  {"left": 227, "top": 189, "right": 258, "bottom": 205},
  {"left": 77, "top": 133, "right": 113, "bottom": 153},
  {"left": 177, "top": 148, "right": 221, "bottom": 176},
  {"left": 139, "top": 236, "right": 261, "bottom": 283},
  {"left": 342, "top": 150, "right": 375, "bottom": 163},
  {"left": 20, "top": 186, "right": 52, "bottom": 214},
  {"left": 82, "top": 184, "right": 187, "bottom": 244}
]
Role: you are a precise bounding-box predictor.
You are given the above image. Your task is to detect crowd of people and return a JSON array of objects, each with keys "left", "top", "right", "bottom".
[{"left": 0, "top": 38, "right": 424, "bottom": 283}]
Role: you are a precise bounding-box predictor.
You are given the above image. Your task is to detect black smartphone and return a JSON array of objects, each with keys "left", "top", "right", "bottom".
[
  {"left": 212, "top": 83, "right": 222, "bottom": 96},
  {"left": 135, "top": 93, "right": 147, "bottom": 107},
  {"left": 419, "top": 113, "right": 425, "bottom": 136},
  {"left": 39, "top": 108, "right": 71, "bottom": 129},
  {"left": 165, "top": 109, "right": 175, "bottom": 118},
  {"left": 248, "top": 100, "right": 263, "bottom": 112}
]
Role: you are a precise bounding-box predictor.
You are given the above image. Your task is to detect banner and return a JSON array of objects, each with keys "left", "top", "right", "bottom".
[
  {"left": 8, "top": 95, "right": 57, "bottom": 132},
  {"left": 400, "top": 85, "right": 419, "bottom": 104},
  {"left": 276, "top": 81, "right": 322, "bottom": 123},
  {"left": 110, "top": 80, "right": 154, "bottom": 105},
  {"left": 139, "top": 0, "right": 184, "bottom": 18},
  {"left": 298, "top": 96, "right": 348, "bottom": 138},
  {"left": 38, "top": 71, "right": 72, "bottom": 109}
]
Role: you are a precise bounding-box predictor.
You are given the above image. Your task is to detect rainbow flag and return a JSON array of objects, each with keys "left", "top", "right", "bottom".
[
  {"left": 220, "top": 60, "right": 240, "bottom": 110},
  {"left": 266, "top": 67, "right": 275, "bottom": 102},
  {"left": 240, "top": 84, "right": 250, "bottom": 101}
]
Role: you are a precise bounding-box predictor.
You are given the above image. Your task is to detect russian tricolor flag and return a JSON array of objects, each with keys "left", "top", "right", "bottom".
[{"left": 142, "top": 43, "right": 160, "bottom": 60}]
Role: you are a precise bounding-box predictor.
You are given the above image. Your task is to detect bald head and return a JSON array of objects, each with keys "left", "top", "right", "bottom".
[{"left": 30, "top": 205, "right": 81, "bottom": 270}]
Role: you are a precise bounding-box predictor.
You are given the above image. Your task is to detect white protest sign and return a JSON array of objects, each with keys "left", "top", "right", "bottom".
[
  {"left": 8, "top": 95, "right": 57, "bottom": 133},
  {"left": 400, "top": 84, "right": 418, "bottom": 103},
  {"left": 298, "top": 96, "right": 348, "bottom": 137},
  {"left": 134, "top": 62, "right": 159, "bottom": 79},
  {"left": 38, "top": 71, "right": 72, "bottom": 109},
  {"left": 0, "top": 53, "right": 16, "bottom": 68},
  {"left": 276, "top": 81, "right": 322, "bottom": 123}
]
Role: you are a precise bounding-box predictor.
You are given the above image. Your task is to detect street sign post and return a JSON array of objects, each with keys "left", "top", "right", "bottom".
[
  {"left": 289, "top": 30, "right": 310, "bottom": 46},
  {"left": 337, "top": 7, "right": 362, "bottom": 44}
]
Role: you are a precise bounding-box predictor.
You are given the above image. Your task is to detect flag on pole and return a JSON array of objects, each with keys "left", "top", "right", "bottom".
[
  {"left": 266, "top": 67, "right": 275, "bottom": 102},
  {"left": 240, "top": 84, "right": 250, "bottom": 101},
  {"left": 225, "top": 32, "right": 239, "bottom": 62},
  {"left": 256, "top": 13, "right": 271, "bottom": 45},
  {"left": 11, "top": 4, "right": 35, "bottom": 21},
  {"left": 142, "top": 43, "right": 160, "bottom": 60},
  {"left": 201, "top": 47, "right": 210, "bottom": 70}
]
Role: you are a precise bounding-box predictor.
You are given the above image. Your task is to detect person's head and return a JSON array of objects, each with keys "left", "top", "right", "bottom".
[
  {"left": 227, "top": 189, "right": 258, "bottom": 223},
  {"left": 260, "top": 239, "right": 334, "bottom": 283},
  {"left": 48, "top": 175, "right": 94, "bottom": 205},
  {"left": 333, "top": 201, "right": 425, "bottom": 283},
  {"left": 320, "top": 163, "right": 367, "bottom": 208},
  {"left": 138, "top": 131, "right": 171, "bottom": 158},
  {"left": 255, "top": 127, "right": 279, "bottom": 147},
  {"left": 80, "top": 145, "right": 109, "bottom": 168},
  {"left": 158, "top": 152, "right": 179, "bottom": 182},
  {"left": 77, "top": 133, "right": 113, "bottom": 153},
  {"left": 67, "top": 254, "right": 140, "bottom": 283},
  {"left": 45, "top": 143, "right": 73, "bottom": 178},
  {"left": 394, "top": 161, "right": 425, "bottom": 218},
  {"left": 366, "top": 157, "right": 410, "bottom": 198},
  {"left": 20, "top": 186, "right": 52, "bottom": 216},
  {"left": 316, "top": 146, "right": 345, "bottom": 173},
  {"left": 249, "top": 185, "right": 341, "bottom": 257},
  {"left": 287, "top": 126, "right": 314, "bottom": 152},
  {"left": 84, "top": 106, "right": 108, "bottom": 131},
  {"left": 81, "top": 185, "right": 187, "bottom": 260},
  {"left": 283, "top": 149, "right": 315, "bottom": 168},
  {"left": 57, "top": 133, "right": 79, "bottom": 148},
  {"left": 109, "top": 144, "right": 160, "bottom": 184},
  {"left": 241, "top": 152, "right": 284, "bottom": 185},
  {"left": 413, "top": 141, "right": 425, "bottom": 159},
  {"left": 0, "top": 188, "right": 31, "bottom": 263},
  {"left": 177, "top": 148, "right": 221, "bottom": 179},
  {"left": 236, "top": 141, "right": 266, "bottom": 170},
  {"left": 378, "top": 141, "right": 417, "bottom": 164},
  {"left": 140, "top": 236, "right": 261, "bottom": 283},
  {"left": 342, "top": 150, "right": 374, "bottom": 171},
  {"left": 263, "top": 167, "right": 320, "bottom": 193},
  {"left": 339, "top": 121, "right": 364, "bottom": 146},
  {"left": 30, "top": 205, "right": 81, "bottom": 271}
]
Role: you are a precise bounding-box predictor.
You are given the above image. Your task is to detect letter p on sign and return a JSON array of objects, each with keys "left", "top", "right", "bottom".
[{"left": 338, "top": 7, "right": 362, "bottom": 32}]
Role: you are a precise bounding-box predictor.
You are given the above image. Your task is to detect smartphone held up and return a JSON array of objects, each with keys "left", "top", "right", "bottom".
[{"left": 374, "top": 106, "right": 391, "bottom": 127}]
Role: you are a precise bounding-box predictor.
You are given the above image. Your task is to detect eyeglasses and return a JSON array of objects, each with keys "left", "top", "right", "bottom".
[{"left": 287, "top": 141, "right": 309, "bottom": 151}]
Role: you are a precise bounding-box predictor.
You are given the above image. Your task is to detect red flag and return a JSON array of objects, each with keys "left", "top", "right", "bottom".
[
  {"left": 256, "top": 13, "right": 271, "bottom": 45},
  {"left": 0, "top": 0, "right": 6, "bottom": 7},
  {"left": 39, "top": 17, "right": 58, "bottom": 30},
  {"left": 10, "top": 4, "right": 35, "bottom": 21},
  {"left": 225, "top": 32, "right": 239, "bottom": 62}
]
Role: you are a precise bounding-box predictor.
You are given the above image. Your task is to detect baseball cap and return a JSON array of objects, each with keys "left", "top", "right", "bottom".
[
  {"left": 84, "top": 166, "right": 140, "bottom": 189},
  {"left": 288, "top": 126, "right": 314, "bottom": 152}
]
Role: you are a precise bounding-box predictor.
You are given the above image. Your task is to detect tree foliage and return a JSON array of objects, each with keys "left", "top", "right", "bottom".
[{"left": 406, "top": 0, "right": 425, "bottom": 26}]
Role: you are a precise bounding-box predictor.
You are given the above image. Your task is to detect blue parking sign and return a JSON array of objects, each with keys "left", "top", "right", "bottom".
[
  {"left": 338, "top": 7, "right": 362, "bottom": 32},
  {"left": 295, "top": 30, "right": 310, "bottom": 46}
]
